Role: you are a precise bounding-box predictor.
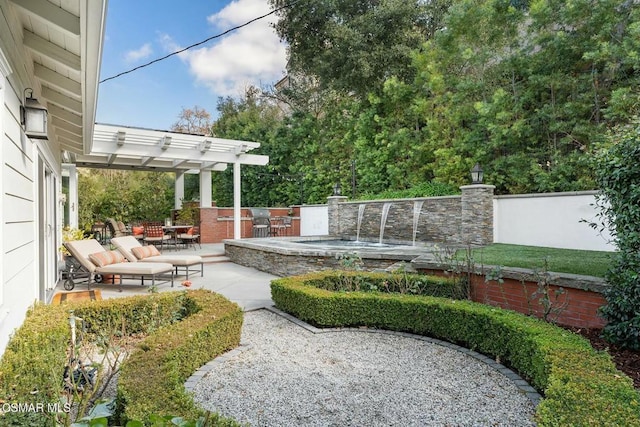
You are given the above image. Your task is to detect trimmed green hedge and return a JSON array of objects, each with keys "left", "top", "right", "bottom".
[
  {"left": 271, "top": 273, "right": 640, "bottom": 426},
  {"left": 0, "top": 290, "right": 242, "bottom": 426},
  {"left": 116, "top": 290, "right": 243, "bottom": 424},
  {"left": 299, "top": 270, "right": 462, "bottom": 298}
]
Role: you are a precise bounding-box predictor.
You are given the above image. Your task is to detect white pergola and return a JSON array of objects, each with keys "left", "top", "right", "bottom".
[{"left": 64, "top": 123, "right": 269, "bottom": 239}]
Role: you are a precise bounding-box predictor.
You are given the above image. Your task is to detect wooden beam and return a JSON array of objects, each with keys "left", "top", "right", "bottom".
[
  {"left": 42, "top": 87, "right": 82, "bottom": 114},
  {"left": 48, "top": 104, "right": 82, "bottom": 127},
  {"left": 53, "top": 127, "right": 82, "bottom": 144},
  {"left": 51, "top": 117, "right": 82, "bottom": 137},
  {"left": 141, "top": 157, "right": 155, "bottom": 167},
  {"left": 34, "top": 63, "right": 81, "bottom": 97},
  {"left": 11, "top": 0, "right": 80, "bottom": 36},
  {"left": 23, "top": 31, "right": 81, "bottom": 71}
]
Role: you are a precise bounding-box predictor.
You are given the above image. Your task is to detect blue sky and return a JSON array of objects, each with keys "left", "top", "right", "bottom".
[{"left": 96, "top": 0, "right": 287, "bottom": 131}]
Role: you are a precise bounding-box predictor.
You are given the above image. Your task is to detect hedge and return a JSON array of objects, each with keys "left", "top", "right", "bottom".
[
  {"left": 0, "top": 290, "right": 243, "bottom": 426},
  {"left": 116, "top": 290, "right": 243, "bottom": 424},
  {"left": 299, "top": 270, "right": 463, "bottom": 298},
  {"left": 270, "top": 272, "right": 640, "bottom": 427}
]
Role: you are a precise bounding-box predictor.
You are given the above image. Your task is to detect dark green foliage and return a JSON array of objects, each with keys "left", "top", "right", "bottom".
[
  {"left": 593, "top": 120, "right": 640, "bottom": 349},
  {"left": 357, "top": 181, "right": 459, "bottom": 201},
  {"left": 270, "top": 0, "right": 451, "bottom": 98},
  {"left": 0, "top": 291, "right": 243, "bottom": 427},
  {"left": 0, "top": 304, "right": 69, "bottom": 426},
  {"left": 270, "top": 275, "right": 640, "bottom": 426},
  {"left": 78, "top": 169, "right": 174, "bottom": 229},
  {"left": 299, "top": 270, "right": 464, "bottom": 299}
]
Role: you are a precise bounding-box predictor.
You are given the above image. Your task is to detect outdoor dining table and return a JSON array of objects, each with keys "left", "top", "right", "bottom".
[{"left": 162, "top": 225, "right": 193, "bottom": 248}]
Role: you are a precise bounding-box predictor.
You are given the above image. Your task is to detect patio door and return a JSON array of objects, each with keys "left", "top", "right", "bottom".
[{"left": 38, "top": 157, "right": 57, "bottom": 301}]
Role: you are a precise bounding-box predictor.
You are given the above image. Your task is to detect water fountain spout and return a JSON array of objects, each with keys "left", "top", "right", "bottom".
[
  {"left": 356, "top": 204, "right": 366, "bottom": 242},
  {"left": 379, "top": 202, "right": 392, "bottom": 245},
  {"left": 412, "top": 200, "right": 424, "bottom": 246}
]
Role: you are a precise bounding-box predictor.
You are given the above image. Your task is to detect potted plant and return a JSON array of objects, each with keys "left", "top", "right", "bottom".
[{"left": 59, "top": 226, "right": 93, "bottom": 258}]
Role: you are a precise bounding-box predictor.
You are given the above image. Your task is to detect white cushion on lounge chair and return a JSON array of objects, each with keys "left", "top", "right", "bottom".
[
  {"left": 64, "top": 239, "right": 174, "bottom": 276},
  {"left": 111, "top": 236, "right": 202, "bottom": 267}
]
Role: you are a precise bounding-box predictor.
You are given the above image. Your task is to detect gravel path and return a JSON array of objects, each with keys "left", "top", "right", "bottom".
[{"left": 192, "top": 310, "right": 536, "bottom": 426}]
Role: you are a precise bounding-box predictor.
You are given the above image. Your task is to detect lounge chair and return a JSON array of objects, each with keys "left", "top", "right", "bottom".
[
  {"left": 64, "top": 239, "right": 174, "bottom": 291},
  {"left": 111, "top": 236, "right": 203, "bottom": 279}
]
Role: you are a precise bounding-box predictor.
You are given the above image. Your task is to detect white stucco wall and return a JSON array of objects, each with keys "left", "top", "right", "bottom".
[
  {"left": 493, "top": 191, "right": 614, "bottom": 252},
  {"left": 299, "top": 205, "right": 329, "bottom": 236}
]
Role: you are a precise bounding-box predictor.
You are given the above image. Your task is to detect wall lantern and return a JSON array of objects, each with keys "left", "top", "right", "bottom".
[
  {"left": 21, "top": 88, "right": 48, "bottom": 140},
  {"left": 333, "top": 181, "right": 342, "bottom": 196},
  {"left": 470, "top": 163, "right": 484, "bottom": 184}
]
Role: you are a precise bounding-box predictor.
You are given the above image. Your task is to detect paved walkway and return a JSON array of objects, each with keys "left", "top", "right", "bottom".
[{"left": 52, "top": 243, "right": 276, "bottom": 310}]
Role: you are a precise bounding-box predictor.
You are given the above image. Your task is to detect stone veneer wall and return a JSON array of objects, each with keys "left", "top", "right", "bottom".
[
  {"left": 225, "top": 245, "right": 400, "bottom": 276},
  {"left": 330, "top": 185, "right": 495, "bottom": 246}
]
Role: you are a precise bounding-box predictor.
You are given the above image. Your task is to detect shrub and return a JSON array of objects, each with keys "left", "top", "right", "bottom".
[
  {"left": 357, "top": 181, "right": 459, "bottom": 200},
  {"left": 300, "top": 270, "right": 463, "bottom": 298},
  {"left": 270, "top": 274, "right": 640, "bottom": 426},
  {"left": 0, "top": 290, "right": 242, "bottom": 426},
  {"left": 593, "top": 119, "right": 640, "bottom": 349},
  {"left": 116, "top": 290, "right": 243, "bottom": 424}
]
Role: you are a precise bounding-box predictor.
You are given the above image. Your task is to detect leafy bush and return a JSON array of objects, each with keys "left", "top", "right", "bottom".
[
  {"left": 593, "top": 119, "right": 640, "bottom": 349},
  {"left": 116, "top": 291, "right": 243, "bottom": 424},
  {"left": 0, "top": 290, "right": 242, "bottom": 426},
  {"left": 357, "top": 181, "right": 459, "bottom": 200},
  {"left": 270, "top": 275, "right": 640, "bottom": 426},
  {"left": 300, "top": 270, "right": 464, "bottom": 299}
]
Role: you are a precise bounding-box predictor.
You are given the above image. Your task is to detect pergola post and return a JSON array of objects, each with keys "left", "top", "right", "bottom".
[
  {"left": 199, "top": 170, "right": 212, "bottom": 208},
  {"left": 175, "top": 171, "right": 184, "bottom": 209},
  {"left": 233, "top": 161, "right": 241, "bottom": 239}
]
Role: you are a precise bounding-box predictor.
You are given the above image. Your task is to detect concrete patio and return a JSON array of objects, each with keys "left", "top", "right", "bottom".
[{"left": 51, "top": 243, "right": 276, "bottom": 310}]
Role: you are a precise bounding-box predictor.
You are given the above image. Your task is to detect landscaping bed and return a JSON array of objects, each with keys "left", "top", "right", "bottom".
[
  {"left": 0, "top": 290, "right": 243, "bottom": 426},
  {"left": 270, "top": 271, "right": 640, "bottom": 426}
]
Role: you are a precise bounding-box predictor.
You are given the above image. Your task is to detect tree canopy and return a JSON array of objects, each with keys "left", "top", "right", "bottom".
[
  {"left": 78, "top": 0, "right": 640, "bottom": 214},
  {"left": 211, "top": 0, "right": 639, "bottom": 203}
]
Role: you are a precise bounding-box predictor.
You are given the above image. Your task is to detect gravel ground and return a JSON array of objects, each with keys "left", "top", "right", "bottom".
[{"left": 192, "top": 310, "right": 536, "bottom": 426}]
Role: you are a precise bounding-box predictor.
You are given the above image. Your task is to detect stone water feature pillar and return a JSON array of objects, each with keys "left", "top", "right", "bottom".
[
  {"left": 327, "top": 195, "right": 348, "bottom": 237},
  {"left": 460, "top": 184, "right": 495, "bottom": 246}
]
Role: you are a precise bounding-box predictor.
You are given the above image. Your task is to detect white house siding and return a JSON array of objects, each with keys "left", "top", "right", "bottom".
[
  {"left": 0, "top": 71, "right": 40, "bottom": 354},
  {"left": 0, "top": 29, "right": 61, "bottom": 355}
]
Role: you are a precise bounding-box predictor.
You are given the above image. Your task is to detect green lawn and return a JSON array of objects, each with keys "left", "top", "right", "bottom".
[{"left": 456, "top": 244, "right": 613, "bottom": 278}]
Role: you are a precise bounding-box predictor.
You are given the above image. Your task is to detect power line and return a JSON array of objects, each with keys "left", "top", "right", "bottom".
[{"left": 99, "top": 0, "right": 299, "bottom": 84}]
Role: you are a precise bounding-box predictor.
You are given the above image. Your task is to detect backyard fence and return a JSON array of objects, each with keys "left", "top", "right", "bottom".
[{"left": 297, "top": 190, "right": 615, "bottom": 252}]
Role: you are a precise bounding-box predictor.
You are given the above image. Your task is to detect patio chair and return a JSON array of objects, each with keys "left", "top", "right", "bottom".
[
  {"left": 63, "top": 239, "right": 174, "bottom": 291},
  {"left": 105, "top": 218, "right": 128, "bottom": 241},
  {"left": 143, "top": 223, "right": 172, "bottom": 251},
  {"left": 249, "top": 208, "right": 269, "bottom": 237},
  {"left": 111, "top": 236, "right": 203, "bottom": 279},
  {"left": 177, "top": 225, "right": 201, "bottom": 250}
]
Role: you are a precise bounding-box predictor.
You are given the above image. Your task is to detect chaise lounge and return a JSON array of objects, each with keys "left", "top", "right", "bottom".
[
  {"left": 110, "top": 236, "right": 204, "bottom": 279},
  {"left": 64, "top": 239, "right": 175, "bottom": 291}
]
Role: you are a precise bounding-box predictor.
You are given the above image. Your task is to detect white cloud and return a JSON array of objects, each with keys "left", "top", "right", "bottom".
[
  {"left": 124, "top": 43, "right": 153, "bottom": 63},
  {"left": 162, "top": 0, "right": 287, "bottom": 97}
]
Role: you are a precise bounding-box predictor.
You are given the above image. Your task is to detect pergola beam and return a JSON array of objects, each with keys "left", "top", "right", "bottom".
[{"left": 89, "top": 140, "right": 268, "bottom": 166}]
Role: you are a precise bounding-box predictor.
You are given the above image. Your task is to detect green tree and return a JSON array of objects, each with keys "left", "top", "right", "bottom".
[
  {"left": 409, "top": 0, "right": 640, "bottom": 193},
  {"left": 78, "top": 170, "right": 174, "bottom": 228},
  {"left": 270, "top": 0, "right": 452, "bottom": 98},
  {"left": 593, "top": 119, "right": 640, "bottom": 349}
]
